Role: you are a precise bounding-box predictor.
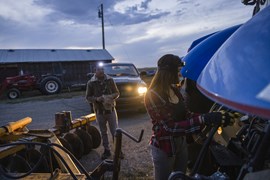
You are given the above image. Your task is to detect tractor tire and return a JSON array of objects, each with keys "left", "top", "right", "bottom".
[
  {"left": 39, "top": 76, "right": 62, "bottom": 95},
  {"left": 7, "top": 88, "right": 21, "bottom": 99},
  {"left": 86, "top": 125, "right": 101, "bottom": 149}
]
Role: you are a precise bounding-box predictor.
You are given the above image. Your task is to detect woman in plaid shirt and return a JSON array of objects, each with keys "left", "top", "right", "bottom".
[{"left": 144, "top": 54, "right": 235, "bottom": 180}]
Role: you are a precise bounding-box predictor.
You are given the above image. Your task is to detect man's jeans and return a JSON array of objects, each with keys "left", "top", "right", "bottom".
[{"left": 96, "top": 108, "right": 118, "bottom": 151}]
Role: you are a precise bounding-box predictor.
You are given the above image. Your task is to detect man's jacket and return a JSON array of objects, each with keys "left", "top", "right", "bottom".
[{"left": 86, "top": 74, "right": 119, "bottom": 112}]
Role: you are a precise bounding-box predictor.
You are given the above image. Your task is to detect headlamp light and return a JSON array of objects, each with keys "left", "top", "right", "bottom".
[
  {"left": 138, "top": 86, "right": 147, "bottom": 95},
  {"left": 98, "top": 62, "right": 104, "bottom": 67}
]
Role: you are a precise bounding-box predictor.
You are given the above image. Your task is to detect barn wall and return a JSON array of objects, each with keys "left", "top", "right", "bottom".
[
  {"left": 0, "top": 64, "right": 19, "bottom": 83},
  {"left": 61, "top": 61, "right": 93, "bottom": 87}
]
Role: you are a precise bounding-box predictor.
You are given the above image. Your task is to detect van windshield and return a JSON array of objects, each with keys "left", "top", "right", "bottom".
[{"left": 103, "top": 64, "right": 139, "bottom": 77}]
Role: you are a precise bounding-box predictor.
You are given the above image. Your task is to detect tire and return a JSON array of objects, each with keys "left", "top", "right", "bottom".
[
  {"left": 39, "top": 76, "right": 62, "bottom": 95},
  {"left": 7, "top": 88, "right": 21, "bottom": 99},
  {"left": 86, "top": 125, "right": 101, "bottom": 149}
]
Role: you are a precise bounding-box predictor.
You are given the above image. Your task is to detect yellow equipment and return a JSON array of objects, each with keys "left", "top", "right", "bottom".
[{"left": 0, "top": 111, "right": 144, "bottom": 180}]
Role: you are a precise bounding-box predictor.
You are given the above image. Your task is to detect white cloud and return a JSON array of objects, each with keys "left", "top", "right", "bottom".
[
  {"left": 0, "top": 0, "right": 52, "bottom": 25},
  {"left": 104, "top": 1, "right": 254, "bottom": 67},
  {"left": 0, "top": 0, "right": 255, "bottom": 68},
  {"left": 114, "top": 0, "right": 152, "bottom": 13}
]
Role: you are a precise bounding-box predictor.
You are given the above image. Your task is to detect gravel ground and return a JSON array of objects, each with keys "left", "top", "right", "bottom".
[{"left": 79, "top": 118, "right": 154, "bottom": 179}]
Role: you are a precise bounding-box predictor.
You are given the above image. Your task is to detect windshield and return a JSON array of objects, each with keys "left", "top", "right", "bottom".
[{"left": 103, "top": 64, "right": 139, "bottom": 77}]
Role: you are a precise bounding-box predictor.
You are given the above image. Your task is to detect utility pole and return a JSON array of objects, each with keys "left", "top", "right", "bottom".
[{"left": 98, "top": 3, "right": 105, "bottom": 49}]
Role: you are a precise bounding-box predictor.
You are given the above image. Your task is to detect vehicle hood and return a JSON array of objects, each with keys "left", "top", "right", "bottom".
[
  {"left": 181, "top": 24, "right": 241, "bottom": 81},
  {"left": 197, "top": 6, "right": 270, "bottom": 119}
]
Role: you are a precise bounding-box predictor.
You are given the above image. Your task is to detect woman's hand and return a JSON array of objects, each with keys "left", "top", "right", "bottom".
[{"left": 202, "top": 110, "right": 241, "bottom": 127}]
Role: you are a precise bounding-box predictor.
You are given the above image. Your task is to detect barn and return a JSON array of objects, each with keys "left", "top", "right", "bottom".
[{"left": 0, "top": 49, "right": 114, "bottom": 89}]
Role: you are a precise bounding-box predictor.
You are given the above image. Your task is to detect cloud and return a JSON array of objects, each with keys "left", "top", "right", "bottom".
[
  {"left": 0, "top": 0, "right": 254, "bottom": 68},
  {"left": 0, "top": 0, "right": 52, "bottom": 25},
  {"left": 106, "top": 0, "right": 171, "bottom": 25},
  {"left": 33, "top": 0, "right": 101, "bottom": 24}
]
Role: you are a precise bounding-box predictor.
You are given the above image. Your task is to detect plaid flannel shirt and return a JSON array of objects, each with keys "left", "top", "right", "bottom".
[{"left": 144, "top": 88, "right": 204, "bottom": 156}]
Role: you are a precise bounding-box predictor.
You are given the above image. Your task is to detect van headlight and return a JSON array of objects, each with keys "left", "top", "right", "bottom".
[{"left": 138, "top": 86, "right": 147, "bottom": 95}]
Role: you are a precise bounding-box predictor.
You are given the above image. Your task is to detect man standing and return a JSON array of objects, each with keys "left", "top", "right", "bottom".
[{"left": 86, "top": 63, "right": 120, "bottom": 160}]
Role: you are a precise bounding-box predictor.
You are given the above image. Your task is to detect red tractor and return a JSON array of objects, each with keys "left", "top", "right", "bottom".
[{"left": 0, "top": 74, "right": 62, "bottom": 99}]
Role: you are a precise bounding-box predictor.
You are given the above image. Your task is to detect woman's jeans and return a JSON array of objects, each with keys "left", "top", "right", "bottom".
[{"left": 150, "top": 136, "right": 188, "bottom": 180}]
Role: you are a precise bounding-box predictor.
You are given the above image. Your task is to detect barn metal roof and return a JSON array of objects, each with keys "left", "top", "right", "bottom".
[{"left": 0, "top": 49, "right": 114, "bottom": 63}]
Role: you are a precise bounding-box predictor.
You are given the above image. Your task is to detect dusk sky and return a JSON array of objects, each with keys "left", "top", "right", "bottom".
[{"left": 0, "top": 0, "right": 254, "bottom": 68}]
